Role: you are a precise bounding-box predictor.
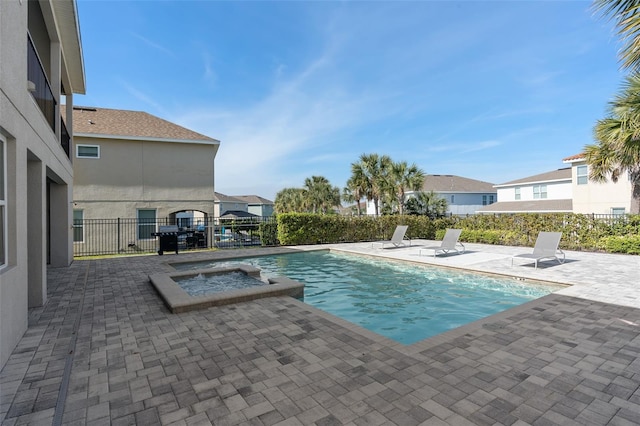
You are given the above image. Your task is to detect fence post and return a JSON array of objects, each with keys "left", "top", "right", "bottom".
[{"left": 117, "top": 218, "right": 121, "bottom": 252}]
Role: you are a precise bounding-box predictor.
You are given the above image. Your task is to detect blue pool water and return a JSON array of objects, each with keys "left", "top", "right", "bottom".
[{"left": 173, "top": 251, "right": 563, "bottom": 344}]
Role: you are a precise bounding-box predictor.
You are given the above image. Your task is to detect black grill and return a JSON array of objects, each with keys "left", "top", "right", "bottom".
[{"left": 151, "top": 226, "right": 182, "bottom": 255}]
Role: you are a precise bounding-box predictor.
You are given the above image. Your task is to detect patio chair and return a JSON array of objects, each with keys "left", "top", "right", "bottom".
[
  {"left": 419, "top": 228, "right": 465, "bottom": 257},
  {"left": 375, "top": 225, "right": 411, "bottom": 248},
  {"left": 511, "top": 231, "right": 565, "bottom": 269}
]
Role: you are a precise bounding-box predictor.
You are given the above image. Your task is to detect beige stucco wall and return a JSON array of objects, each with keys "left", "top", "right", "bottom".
[
  {"left": 570, "top": 163, "right": 633, "bottom": 214},
  {"left": 1, "top": 0, "right": 75, "bottom": 368},
  {"left": 73, "top": 136, "right": 218, "bottom": 215}
]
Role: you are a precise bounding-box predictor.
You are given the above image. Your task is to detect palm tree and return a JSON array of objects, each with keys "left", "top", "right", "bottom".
[
  {"left": 303, "top": 176, "right": 341, "bottom": 214},
  {"left": 388, "top": 161, "right": 425, "bottom": 215},
  {"left": 593, "top": 0, "right": 640, "bottom": 72},
  {"left": 274, "top": 187, "right": 306, "bottom": 213},
  {"left": 586, "top": 74, "right": 640, "bottom": 213},
  {"left": 342, "top": 178, "right": 365, "bottom": 216},
  {"left": 405, "top": 191, "right": 448, "bottom": 218},
  {"left": 350, "top": 153, "right": 392, "bottom": 216}
]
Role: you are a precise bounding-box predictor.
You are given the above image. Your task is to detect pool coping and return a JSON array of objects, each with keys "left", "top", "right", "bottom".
[{"left": 148, "top": 264, "right": 305, "bottom": 313}]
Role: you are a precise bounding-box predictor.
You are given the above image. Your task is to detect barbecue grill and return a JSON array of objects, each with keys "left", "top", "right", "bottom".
[{"left": 151, "top": 225, "right": 183, "bottom": 255}]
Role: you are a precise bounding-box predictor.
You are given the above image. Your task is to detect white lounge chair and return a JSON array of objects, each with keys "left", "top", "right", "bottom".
[
  {"left": 511, "top": 231, "right": 565, "bottom": 269},
  {"left": 419, "top": 228, "right": 465, "bottom": 257},
  {"left": 374, "top": 225, "right": 411, "bottom": 248}
]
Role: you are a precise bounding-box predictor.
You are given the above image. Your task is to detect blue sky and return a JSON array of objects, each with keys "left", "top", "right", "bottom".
[{"left": 76, "top": 0, "right": 624, "bottom": 201}]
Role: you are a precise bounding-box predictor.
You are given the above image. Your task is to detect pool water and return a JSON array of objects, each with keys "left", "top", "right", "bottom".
[
  {"left": 174, "top": 271, "right": 265, "bottom": 297},
  {"left": 173, "top": 251, "right": 563, "bottom": 344}
]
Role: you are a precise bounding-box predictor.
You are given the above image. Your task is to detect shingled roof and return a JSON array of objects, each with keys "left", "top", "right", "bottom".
[
  {"left": 71, "top": 106, "right": 218, "bottom": 143},
  {"left": 421, "top": 175, "right": 496, "bottom": 193},
  {"left": 233, "top": 195, "right": 274, "bottom": 205},
  {"left": 496, "top": 168, "right": 571, "bottom": 187},
  {"left": 477, "top": 199, "right": 573, "bottom": 213}
]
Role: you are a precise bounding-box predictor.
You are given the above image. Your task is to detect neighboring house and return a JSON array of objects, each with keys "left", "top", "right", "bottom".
[
  {"left": 213, "top": 192, "right": 249, "bottom": 217},
  {"left": 402, "top": 174, "right": 497, "bottom": 216},
  {"left": 71, "top": 107, "right": 220, "bottom": 253},
  {"left": 365, "top": 174, "right": 496, "bottom": 216},
  {"left": 563, "top": 153, "right": 634, "bottom": 215},
  {"left": 0, "top": 0, "right": 86, "bottom": 368},
  {"left": 233, "top": 195, "right": 275, "bottom": 217},
  {"left": 478, "top": 168, "right": 573, "bottom": 214}
]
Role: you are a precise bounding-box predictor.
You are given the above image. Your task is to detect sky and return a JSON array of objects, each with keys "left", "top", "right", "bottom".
[{"left": 75, "top": 0, "right": 625, "bottom": 201}]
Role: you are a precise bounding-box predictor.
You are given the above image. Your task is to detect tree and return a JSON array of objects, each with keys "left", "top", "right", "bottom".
[
  {"left": 586, "top": 73, "right": 640, "bottom": 213},
  {"left": 405, "top": 191, "right": 448, "bottom": 218},
  {"left": 387, "top": 161, "right": 425, "bottom": 215},
  {"left": 349, "top": 153, "right": 392, "bottom": 216},
  {"left": 593, "top": 0, "right": 640, "bottom": 72},
  {"left": 342, "top": 178, "right": 365, "bottom": 216},
  {"left": 274, "top": 187, "right": 306, "bottom": 214},
  {"left": 586, "top": 1, "right": 640, "bottom": 213},
  {"left": 303, "top": 176, "right": 341, "bottom": 214}
]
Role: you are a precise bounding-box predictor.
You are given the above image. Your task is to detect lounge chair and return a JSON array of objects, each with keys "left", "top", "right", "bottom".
[
  {"left": 374, "top": 225, "right": 411, "bottom": 248},
  {"left": 511, "top": 231, "right": 565, "bottom": 269},
  {"left": 419, "top": 228, "right": 465, "bottom": 257}
]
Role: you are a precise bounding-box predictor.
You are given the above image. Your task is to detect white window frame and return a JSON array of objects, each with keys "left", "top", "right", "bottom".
[
  {"left": 137, "top": 209, "right": 157, "bottom": 240},
  {"left": 76, "top": 144, "right": 100, "bottom": 159},
  {"left": 577, "top": 165, "right": 588, "bottom": 185},
  {"left": 0, "top": 136, "right": 6, "bottom": 268},
  {"left": 533, "top": 184, "right": 547, "bottom": 199},
  {"left": 73, "top": 210, "right": 84, "bottom": 243},
  {"left": 514, "top": 187, "right": 521, "bottom": 200}
]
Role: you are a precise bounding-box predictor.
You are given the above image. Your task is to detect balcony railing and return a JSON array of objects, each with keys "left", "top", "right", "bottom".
[
  {"left": 27, "top": 36, "right": 56, "bottom": 132},
  {"left": 60, "top": 117, "right": 70, "bottom": 158}
]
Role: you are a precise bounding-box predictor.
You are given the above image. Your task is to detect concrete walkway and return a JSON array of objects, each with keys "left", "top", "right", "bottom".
[{"left": 1, "top": 241, "right": 640, "bottom": 425}]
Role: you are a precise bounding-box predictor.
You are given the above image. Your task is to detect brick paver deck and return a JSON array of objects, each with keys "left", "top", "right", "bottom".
[{"left": 1, "top": 242, "right": 640, "bottom": 425}]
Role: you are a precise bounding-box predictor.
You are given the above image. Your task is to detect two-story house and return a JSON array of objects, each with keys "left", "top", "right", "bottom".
[
  {"left": 563, "top": 153, "right": 635, "bottom": 215},
  {"left": 399, "top": 174, "right": 496, "bottom": 216},
  {"left": 477, "top": 168, "right": 573, "bottom": 213},
  {"left": 0, "top": 0, "right": 86, "bottom": 368},
  {"left": 233, "top": 195, "right": 275, "bottom": 217},
  {"left": 72, "top": 107, "right": 220, "bottom": 254}
]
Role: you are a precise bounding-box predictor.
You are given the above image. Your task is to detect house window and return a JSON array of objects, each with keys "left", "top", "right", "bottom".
[
  {"left": 73, "top": 210, "right": 84, "bottom": 242},
  {"left": 450, "top": 195, "right": 454, "bottom": 203},
  {"left": 577, "top": 165, "right": 588, "bottom": 185},
  {"left": 514, "top": 187, "right": 521, "bottom": 200},
  {"left": 533, "top": 184, "right": 547, "bottom": 199},
  {"left": 137, "top": 209, "right": 156, "bottom": 240},
  {"left": 0, "top": 137, "right": 6, "bottom": 267},
  {"left": 482, "top": 195, "right": 487, "bottom": 206},
  {"left": 612, "top": 207, "right": 625, "bottom": 216},
  {"left": 489, "top": 195, "right": 495, "bottom": 204},
  {"left": 76, "top": 144, "right": 100, "bottom": 158}
]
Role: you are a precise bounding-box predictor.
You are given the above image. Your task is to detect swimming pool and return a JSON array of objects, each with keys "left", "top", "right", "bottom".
[{"left": 172, "top": 250, "right": 563, "bottom": 344}]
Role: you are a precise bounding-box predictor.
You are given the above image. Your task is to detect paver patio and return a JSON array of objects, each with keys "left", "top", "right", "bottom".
[{"left": 1, "top": 241, "right": 640, "bottom": 425}]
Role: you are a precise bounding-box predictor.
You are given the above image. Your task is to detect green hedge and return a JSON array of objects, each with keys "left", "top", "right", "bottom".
[{"left": 269, "top": 212, "right": 640, "bottom": 254}]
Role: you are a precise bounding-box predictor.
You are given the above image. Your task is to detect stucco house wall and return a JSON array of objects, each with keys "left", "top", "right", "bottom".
[
  {"left": 71, "top": 108, "right": 219, "bottom": 255},
  {"left": 0, "top": 0, "right": 85, "bottom": 368},
  {"left": 563, "top": 155, "right": 633, "bottom": 214}
]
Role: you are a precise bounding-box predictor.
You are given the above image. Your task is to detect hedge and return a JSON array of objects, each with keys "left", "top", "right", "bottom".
[{"left": 269, "top": 212, "right": 640, "bottom": 255}]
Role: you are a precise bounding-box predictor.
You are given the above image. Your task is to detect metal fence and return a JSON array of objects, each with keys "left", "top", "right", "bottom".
[{"left": 73, "top": 216, "right": 277, "bottom": 257}]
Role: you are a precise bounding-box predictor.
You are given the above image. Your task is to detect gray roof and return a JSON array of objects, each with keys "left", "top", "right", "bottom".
[
  {"left": 220, "top": 210, "right": 259, "bottom": 219},
  {"left": 497, "top": 168, "right": 571, "bottom": 187},
  {"left": 476, "top": 199, "right": 573, "bottom": 213},
  {"left": 213, "top": 192, "right": 247, "bottom": 203},
  {"left": 71, "top": 107, "right": 218, "bottom": 143},
  {"left": 233, "top": 195, "right": 274, "bottom": 205},
  {"left": 419, "top": 175, "right": 496, "bottom": 193}
]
